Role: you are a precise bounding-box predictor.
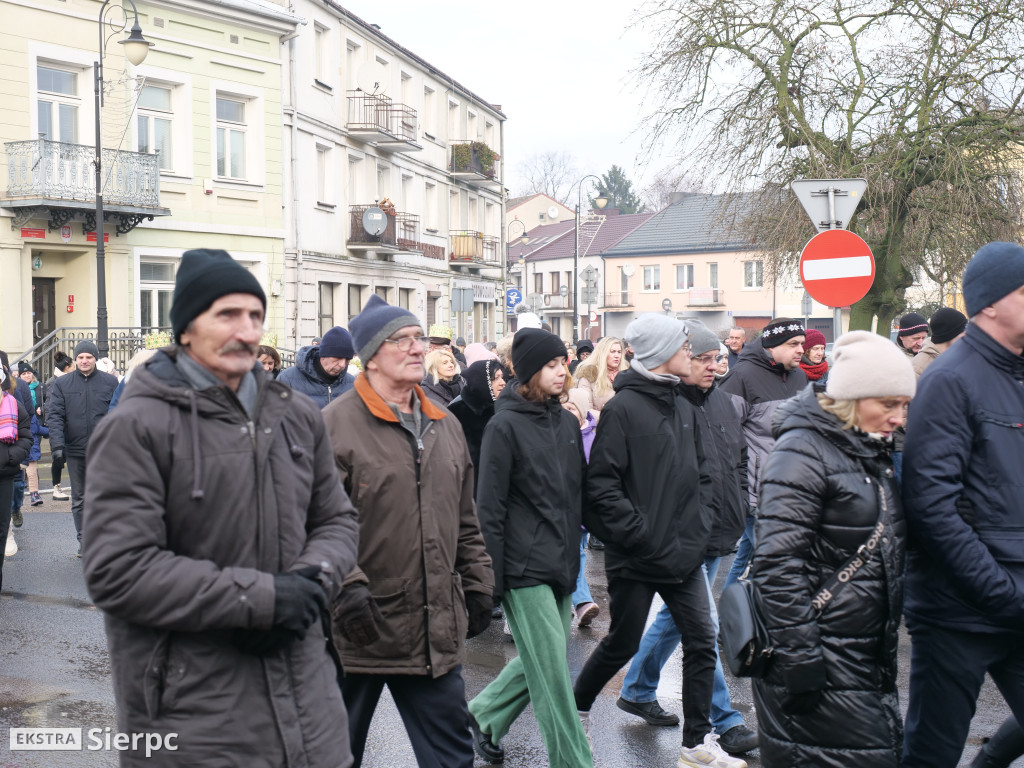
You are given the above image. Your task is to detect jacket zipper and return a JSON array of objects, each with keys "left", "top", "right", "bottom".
[{"left": 400, "top": 422, "right": 431, "bottom": 675}]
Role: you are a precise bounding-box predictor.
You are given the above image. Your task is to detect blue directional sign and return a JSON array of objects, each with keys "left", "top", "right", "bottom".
[{"left": 506, "top": 288, "right": 523, "bottom": 311}]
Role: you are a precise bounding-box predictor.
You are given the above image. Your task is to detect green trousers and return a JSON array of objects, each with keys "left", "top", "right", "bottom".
[{"left": 468, "top": 585, "right": 593, "bottom": 768}]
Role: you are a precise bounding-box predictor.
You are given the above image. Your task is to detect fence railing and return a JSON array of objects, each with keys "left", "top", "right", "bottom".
[
  {"left": 346, "top": 92, "right": 418, "bottom": 143},
  {"left": 4, "top": 139, "right": 161, "bottom": 207},
  {"left": 602, "top": 292, "right": 634, "bottom": 308}
]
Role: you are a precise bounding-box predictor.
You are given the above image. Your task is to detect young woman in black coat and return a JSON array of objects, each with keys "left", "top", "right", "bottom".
[
  {"left": 447, "top": 359, "right": 506, "bottom": 493},
  {"left": 751, "top": 331, "right": 915, "bottom": 768}
]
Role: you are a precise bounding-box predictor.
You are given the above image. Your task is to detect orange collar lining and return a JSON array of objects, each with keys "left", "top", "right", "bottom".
[{"left": 354, "top": 373, "right": 447, "bottom": 422}]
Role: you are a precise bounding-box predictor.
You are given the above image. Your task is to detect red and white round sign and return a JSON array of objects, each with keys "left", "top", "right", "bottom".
[{"left": 799, "top": 229, "right": 875, "bottom": 308}]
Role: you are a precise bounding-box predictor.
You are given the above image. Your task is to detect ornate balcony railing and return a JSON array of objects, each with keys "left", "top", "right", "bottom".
[
  {"left": 348, "top": 204, "right": 398, "bottom": 249},
  {"left": 396, "top": 212, "right": 420, "bottom": 249},
  {"left": 481, "top": 235, "right": 500, "bottom": 265},
  {"left": 4, "top": 139, "right": 161, "bottom": 208},
  {"left": 346, "top": 91, "right": 418, "bottom": 144}
]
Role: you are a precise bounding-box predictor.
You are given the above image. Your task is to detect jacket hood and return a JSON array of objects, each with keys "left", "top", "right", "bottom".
[
  {"left": 294, "top": 345, "right": 349, "bottom": 386},
  {"left": 458, "top": 360, "right": 504, "bottom": 413},
  {"left": 737, "top": 337, "right": 799, "bottom": 380},
  {"left": 772, "top": 384, "right": 886, "bottom": 460},
  {"left": 495, "top": 379, "right": 563, "bottom": 418},
  {"left": 678, "top": 379, "right": 714, "bottom": 407},
  {"left": 611, "top": 366, "right": 677, "bottom": 409}
]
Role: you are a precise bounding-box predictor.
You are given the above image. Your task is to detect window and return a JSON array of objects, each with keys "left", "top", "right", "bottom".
[
  {"left": 423, "top": 86, "right": 436, "bottom": 136},
  {"left": 139, "top": 260, "right": 175, "bottom": 333},
  {"left": 449, "top": 189, "right": 460, "bottom": 229},
  {"left": 399, "top": 287, "right": 414, "bottom": 310},
  {"left": 375, "top": 286, "right": 390, "bottom": 302},
  {"left": 425, "top": 181, "right": 437, "bottom": 229},
  {"left": 137, "top": 85, "right": 173, "bottom": 171},
  {"left": 376, "top": 162, "right": 389, "bottom": 198},
  {"left": 467, "top": 111, "right": 477, "bottom": 141},
  {"left": 316, "top": 145, "right": 330, "bottom": 204},
  {"left": 743, "top": 260, "right": 764, "bottom": 289},
  {"left": 37, "top": 64, "right": 79, "bottom": 142},
  {"left": 345, "top": 41, "right": 361, "bottom": 90},
  {"left": 313, "top": 24, "right": 329, "bottom": 85},
  {"left": 534, "top": 273, "right": 543, "bottom": 295},
  {"left": 675, "top": 264, "right": 694, "bottom": 290},
  {"left": 620, "top": 267, "right": 629, "bottom": 304},
  {"left": 549, "top": 271, "right": 559, "bottom": 295},
  {"left": 318, "top": 282, "right": 336, "bottom": 336},
  {"left": 401, "top": 174, "right": 413, "bottom": 211},
  {"left": 709, "top": 263, "right": 719, "bottom": 290},
  {"left": 348, "top": 155, "right": 362, "bottom": 201},
  {"left": 643, "top": 265, "right": 661, "bottom": 291},
  {"left": 348, "top": 284, "right": 365, "bottom": 320},
  {"left": 468, "top": 197, "right": 478, "bottom": 230},
  {"left": 447, "top": 101, "right": 459, "bottom": 140},
  {"left": 216, "top": 96, "right": 246, "bottom": 179}
]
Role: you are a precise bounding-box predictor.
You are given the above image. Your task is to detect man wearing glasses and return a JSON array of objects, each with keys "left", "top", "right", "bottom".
[
  {"left": 322, "top": 294, "right": 494, "bottom": 768},
  {"left": 573, "top": 314, "right": 745, "bottom": 768},
  {"left": 616, "top": 321, "right": 759, "bottom": 757}
]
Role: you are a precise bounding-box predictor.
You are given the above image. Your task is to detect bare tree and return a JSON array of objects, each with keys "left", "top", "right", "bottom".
[
  {"left": 641, "top": 166, "right": 709, "bottom": 211},
  {"left": 636, "top": 0, "right": 1024, "bottom": 332},
  {"left": 517, "top": 151, "right": 579, "bottom": 204}
]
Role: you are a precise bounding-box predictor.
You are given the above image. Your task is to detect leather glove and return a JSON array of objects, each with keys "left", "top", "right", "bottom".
[
  {"left": 781, "top": 689, "right": 823, "bottom": 715},
  {"left": 334, "top": 582, "right": 383, "bottom": 647},
  {"left": 465, "top": 591, "right": 493, "bottom": 639},
  {"left": 233, "top": 626, "right": 297, "bottom": 657},
  {"left": 272, "top": 565, "right": 327, "bottom": 638},
  {"left": 50, "top": 448, "right": 63, "bottom": 462}
]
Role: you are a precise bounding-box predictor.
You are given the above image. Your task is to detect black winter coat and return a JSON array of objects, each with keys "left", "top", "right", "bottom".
[
  {"left": 751, "top": 385, "right": 905, "bottom": 768},
  {"left": 476, "top": 383, "right": 585, "bottom": 603},
  {"left": 275, "top": 346, "right": 354, "bottom": 409},
  {"left": 46, "top": 368, "right": 118, "bottom": 457},
  {"left": 0, "top": 395, "right": 32, "bottom": 479},
  {"left": 584, "top": 367, "right": 713, "bottom": 582},
  {"left": 447, "top": 364, "right": 499, "bottom": 493},
  {"left": 420, "top": 375, "right": 464, "bottom": 407},
  {"left": 678, "top": 382, "right": 748, "bottom": 558}
]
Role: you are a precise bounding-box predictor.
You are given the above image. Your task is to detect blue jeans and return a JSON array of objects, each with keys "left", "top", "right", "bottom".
[
  {"left": 620, "top": 557, "right": 744, "bottom": 733},
  {"left": 723, "top": 513, "right": 756, "bottom": 591},
  {"left": 572, "top": 534, "right": 593, "bottom": 606}
]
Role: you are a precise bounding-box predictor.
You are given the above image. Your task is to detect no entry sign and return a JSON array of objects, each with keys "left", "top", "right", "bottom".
[{"left": 799, "top": 229, "right": 875, "bottom": 308}]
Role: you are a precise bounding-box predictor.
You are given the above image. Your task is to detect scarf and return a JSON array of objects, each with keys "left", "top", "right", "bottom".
[
  {"left": 800, "top": 358, "right": 829, "bottom": 381},
  {"left": 0, "top": 391, "right": 19, "bottom": 444}
]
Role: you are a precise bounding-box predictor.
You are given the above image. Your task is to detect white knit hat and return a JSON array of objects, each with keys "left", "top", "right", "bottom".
[{"left": 826, "top": 330, "right": 916, "bottom": 400}]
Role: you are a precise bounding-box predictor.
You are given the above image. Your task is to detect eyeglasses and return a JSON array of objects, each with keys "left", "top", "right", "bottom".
[
  {"left": 381, "top": 335, "right": 427, "bottom": 352},
  {"left": 693, "top": 353, "right": 726, "bottom": 365}
]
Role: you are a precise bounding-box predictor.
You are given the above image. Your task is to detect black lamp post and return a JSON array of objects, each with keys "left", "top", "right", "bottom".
[
  {"left": 506, "top": 219, "right": 529, "bottom": 317},
  {"left": 94, "top": 0, "right": 152, "bottom": 356},
  {"left": 573, "top": 177, "right": 609, "bottom": 343}
]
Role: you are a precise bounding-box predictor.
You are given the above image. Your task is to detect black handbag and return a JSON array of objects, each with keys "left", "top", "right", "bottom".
[{"left": 719, "top": 476, "right": 891, "bottom": 678}]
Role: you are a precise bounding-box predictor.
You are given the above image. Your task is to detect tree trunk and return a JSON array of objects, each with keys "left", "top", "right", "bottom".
[{"left": 848, "top": 212, "right": 912, "bottom": 335}]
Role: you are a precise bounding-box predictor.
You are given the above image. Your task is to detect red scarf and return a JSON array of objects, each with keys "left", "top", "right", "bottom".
[{"left": 799, "top": 359, "right": 829, "bottom": 381}]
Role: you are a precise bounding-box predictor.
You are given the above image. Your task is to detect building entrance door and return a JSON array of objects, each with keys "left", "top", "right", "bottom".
[{"left": 32, "top": 278, "right": 56, "bottom": 344}]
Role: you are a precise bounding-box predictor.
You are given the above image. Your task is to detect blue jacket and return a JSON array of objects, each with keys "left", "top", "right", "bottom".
[
  {"left": 903, "top": 324, "right": 1024, "bottom": 632},
  {"left": 276, "top": 346, "right": 354, "bottom": 409}
]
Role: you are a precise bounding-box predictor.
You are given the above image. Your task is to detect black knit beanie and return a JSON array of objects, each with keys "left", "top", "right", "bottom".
[
  {"left": 897, "top": 312, "right": 929, "bottom": 338},
  {"left": 929, "top": 307, "right": 968, "bottom": 344},
  {"left": 170, "top": 249, "right": 266, "bottom": 341},
  {"left": 512, "top": 329, "right": 567, "bottom": 386}
]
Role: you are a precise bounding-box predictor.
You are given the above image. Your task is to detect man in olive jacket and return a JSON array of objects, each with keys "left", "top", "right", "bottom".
[
  {"left": 323, "top": 294, "right": 494, "bottom": 768},
  {"left": 83, "top": 250, "right": 360, "bottom": 768}
]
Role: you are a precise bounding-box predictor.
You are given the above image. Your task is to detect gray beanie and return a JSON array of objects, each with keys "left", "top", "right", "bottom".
[
  {"left": 349, "top": 294, "right": 420, "bottom": 363},
  {"left": 686, "top": 320, "right": 720, "bottom": 358},
  {"left": 624, "top": 314, "right": 690, "bottom": 369},
  {"left": 826, "top": 331, "right": 916, "bottom": 401},
  {"left": 74, "top": 340, "right": 100, "bottom": 359}
]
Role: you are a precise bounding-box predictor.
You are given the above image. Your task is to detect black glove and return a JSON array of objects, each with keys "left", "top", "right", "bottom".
[
  {"left": 782, "top": 689, "right": 823, "bottom": 715},
  {"left": 334, "top": 582, "right": 383, "bottom": 647},
  {"left": 51, "top": 448, "right": 63, "bottom": 462},
  {"left": 272, "top": 565, "right": 327, "bottom": 639},
  {"left": 233, "top": 626, "right": 297, "bottom": 656},
  {"left": 465, "top": 591, "right": 493, "bottom": 639}
]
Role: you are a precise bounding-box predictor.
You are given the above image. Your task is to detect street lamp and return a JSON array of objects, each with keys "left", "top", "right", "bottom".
[
  {"left": 573, "top": 176, "right": 609, "bottom": 343},
  {"left": 505, "top": 219, "right": 529, "bottom": 320},
  {"left": 94, "top": 0, "right": 153, "bottom": 357}
]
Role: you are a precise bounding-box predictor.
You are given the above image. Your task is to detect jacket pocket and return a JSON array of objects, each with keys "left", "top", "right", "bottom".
[
  {"left": 368, "top": 578, "right": 413, "bottom": 658},
  {"left": 142, "top": 633, "right": 172, "bottom": 720},
  {"left": 449, "top": 571, "right": 468, "bottom": 649}
]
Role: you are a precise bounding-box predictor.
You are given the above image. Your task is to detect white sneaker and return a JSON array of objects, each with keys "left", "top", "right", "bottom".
[
  {"left": 578, "top": 710, "right": 592, "bottom": 750},
  {"left": 51, "top": 484, "right": 69, "bottom": 501},
  {"left": 677, "top": 733, "right": 748, "bottom": 768},
  {"left": 5, "top": 529, "right": 17, "bottom": 557}
]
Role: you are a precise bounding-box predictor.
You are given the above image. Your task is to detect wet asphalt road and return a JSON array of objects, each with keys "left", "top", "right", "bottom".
[{"left": 1, "top": 496, "right": 1018, "bottom": 767}]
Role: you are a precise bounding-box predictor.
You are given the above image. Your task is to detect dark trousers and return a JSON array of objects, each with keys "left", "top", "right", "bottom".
[
  {"left": 341, "top": 666, "right": 474, "bottom": 768},
  {"left": 66, "top": 454, "right": 86, "bottom": 542},
  {"left": 573, "top": 569, "right": 716, "bottom": 748},
  {"left": 903, "top": 619, "right": 1024, "bottom": 768},
  {"left": 0, "top": 477, "right": 15, "bottom": 591},
  {"left": 51, "top": 452, "right": 65, "bottom": 485},
  {"left": 976, "top": 716, "right": 1024, "bottom": 767}
]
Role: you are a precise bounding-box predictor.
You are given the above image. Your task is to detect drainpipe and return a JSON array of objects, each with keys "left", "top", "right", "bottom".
[{"left": 285, "top": 26, "right": 302, "bottom": 352}]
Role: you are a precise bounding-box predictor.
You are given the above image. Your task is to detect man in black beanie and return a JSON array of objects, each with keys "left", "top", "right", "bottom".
[
  {"left": 278, "top": 325, "right": 356, "bottom": 408},
  {"left": 913, "top": 307, "right": 967, "bottom": 379},
  {"left": 81, "top": 248, "right": 361, "bottom": 767},
  {"left": 896, "top": 311, "right": 929, "bottom": 356}
]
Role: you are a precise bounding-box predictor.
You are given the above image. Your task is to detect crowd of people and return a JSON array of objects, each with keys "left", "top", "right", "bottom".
[{"left": 1, "top": 241, "right": 1022, "bottom": 768}]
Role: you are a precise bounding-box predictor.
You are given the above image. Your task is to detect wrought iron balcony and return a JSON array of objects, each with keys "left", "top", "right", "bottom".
[
  {"left": 449, "top": 141, "right": 501, "bottom": 187},
  {"left": 346, "top": 91, "right": 422, "bottom": 152},
  {"left": 2, "top": 139, "right": 170, "bottom": 232},
  {"left": 349, "top": 206, "right": 431, "bottom": 256}
]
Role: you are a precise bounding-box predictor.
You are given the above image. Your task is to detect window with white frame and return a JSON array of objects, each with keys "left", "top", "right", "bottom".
[
  {"left": 709, "top": 263, "right": 719, "bottom": 289},
  {"left": 398, "top": 287, "right": 414, "bottom": 310},
  {"left": 468, "top": 196, "right": 478, "bottom": 231},
  {"left": 348, "top": 155, "right": 362, "bottom": 201},
  {"left": 743, "top": 260, "right": 764, "bottom": 289},
  {"left": 314, "top": 23, "right": 329, "bottom": 85},
  {"left": 348, "top": 284, "right": 365, "bottom": 321},
  {"left": 643, "top": 265, "right": 661, "bottom": 291},
  {"left": 448, "top": 101, "right": 459, "bottom": 140},
  {"left": 676, "top": 264, "right": 694, "bottom": 290},
  {"left": 318, "top": 282, "right": 336, "bottom": 337},
  {"left": 449, "top": 189, "right": 460, "bottom": 229},
  {"left": 467, "top": 111, "right": 477, "bottom": 141},
  {"left": 215, "top": 95, "right": 247, "bottom": 179},
  {"left": 316, "top": 144, "right": 331, "bottom": 205},
  {"left": 376, "top": 162, "right": 389, "bottom": 198},
  {"left": 345, "top": 41, "right": 361, "bottom": 90},
  {"left": 37, "top": 64, "right": 80, "bottom": 143},
  {"left": 137, "top": 84, "right": 173, "bottom": 171},
  {"left": 425, "top": 181, "right": 437, "bottom": 230},
  {"left": 423, "top": 85, "right": 436, "bottom": 136},
  {"left": 139, "top": 260, "right": 175, "bottom": 333}
]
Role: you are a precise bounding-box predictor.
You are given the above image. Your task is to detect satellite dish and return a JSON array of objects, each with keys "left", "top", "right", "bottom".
[
  {"left": 356, "top": 60, "right": 389, "bottom": 96},
  {"left": 622, "top": 263, "right": 635, "bottom": 277},
  {"left": 547, "top": 205, "right": 559, "bottom": 220},
  {"left": 362, "top": 206, "right": 387, "bottom": 237}
]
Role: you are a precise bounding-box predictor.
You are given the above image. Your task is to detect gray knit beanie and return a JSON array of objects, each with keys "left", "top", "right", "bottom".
[
  {"left": 686, "top": 320, "right": 720, "bottom": 358},
  {"left": 826, "top": 331, "right": 916, "bottom": 401},
  {"left": 624, "top": 314, "right": 690, "bottom": 369}
]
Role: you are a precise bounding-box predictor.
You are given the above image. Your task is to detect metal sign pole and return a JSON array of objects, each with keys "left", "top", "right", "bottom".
[{"left": 827, "top": 187, "right": 843, "bottom": 342}]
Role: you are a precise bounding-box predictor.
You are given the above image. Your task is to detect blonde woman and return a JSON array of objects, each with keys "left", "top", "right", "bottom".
[
  {"left": 572, "top": 336, "right": 627, "bottom": 420},
  {"left": 420, "top": 347, "right": 464, "bottom": 406}
]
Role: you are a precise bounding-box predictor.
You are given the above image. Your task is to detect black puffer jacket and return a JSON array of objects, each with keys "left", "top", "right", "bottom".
[
  {"left": 420, "top": 375, "right": 464, "bottom": 407},
  {"left": 679, "top": 382, "right": 748, "bottom": 558},
  {"left": 751, "top": 385, "right": 905, "bottom": 768},
  {"left": 447, "top": 360, "right": 502, "bottom": 492},
  {"left": 46, "top": 367, "right": 119, "bottom": 457},
  {"left": 476, "top": 382, "right": 585, "bottom": 603},
  {"left": 584, "top": 367, "right": 713, "bottom": 582}
]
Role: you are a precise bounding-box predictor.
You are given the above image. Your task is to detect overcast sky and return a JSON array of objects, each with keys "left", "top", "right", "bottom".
[{"left": 338, "top": 0, "right": 668, "bottom": 200}]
